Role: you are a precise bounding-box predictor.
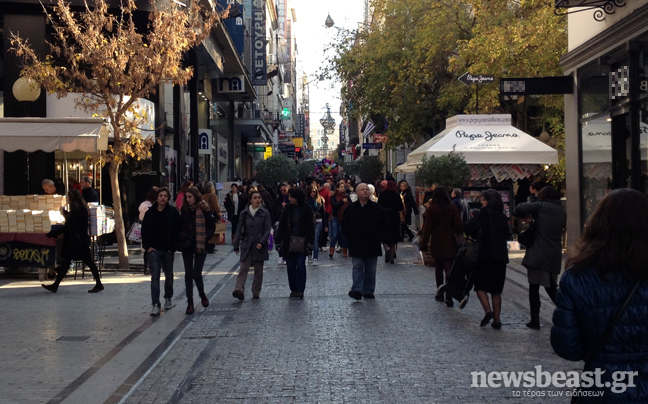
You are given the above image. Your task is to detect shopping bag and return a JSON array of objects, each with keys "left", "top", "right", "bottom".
[
  {"left": 268, "top": 231, "right": 274, "bottom": 251},
  {"left": 127, "top": 222, "right": 142, "bottom": 243}
]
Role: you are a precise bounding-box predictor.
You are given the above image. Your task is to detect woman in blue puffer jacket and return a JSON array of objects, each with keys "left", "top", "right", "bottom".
[{"left": 551, "top": 188, "right": 648, "bottom": 403}]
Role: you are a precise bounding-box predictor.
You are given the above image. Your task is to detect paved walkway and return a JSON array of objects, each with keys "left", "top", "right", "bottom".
[{"left": 0, "top": 236, "right": 576, "bottom": 404}]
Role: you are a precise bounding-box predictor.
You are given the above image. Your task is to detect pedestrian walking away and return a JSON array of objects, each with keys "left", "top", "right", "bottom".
[
  {"left": 342, "top": 183, "right": 386, "bottom": 300},
  {"left": 419, "top": 187, "right": 463, "bottom": 307},
  {"left": 464, "top": 189, "right": 509, "bottom": 329},
  {"left": 141, "top": 187, "right": 181, "bottom": 316},
  {"left": 551, "top": 188, "right": 648, "bottom": 403},
  {"left": 179, "top": 187, "right": 216, "bottom": 314},
  {"left": 514, "top": 185, "right": 566, "bottom": 329},
  {"left": 41, "top": 189, "right": 104, "bottom": 294},
  {"left": 232, "top": 191, "right": 272, "bottom": 300},
  {"left": 398, "top": 180, "right": 418, "bottom": 241},
  {"left": 275, "top": 187, "right": 315, "bottom": 299},
  {"left": 201, "top": 181, "right": 222, "bottom": 253},
  {"left": 377, "top": 180, "right": 404, "bottom": 264}
]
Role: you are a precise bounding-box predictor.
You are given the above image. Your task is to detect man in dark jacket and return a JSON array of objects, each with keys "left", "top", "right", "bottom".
[
  {"left": 223, "top": 183, "right": 245, "bottom": 243},
  {"left": 141, "top": 187, "right": 181, "bottom": 316},
  {"left": 80, "top": 176, "right": 100, "bottom": 203},
  {"left": 342, "top": 183, "right": 386, "bottom": 300}
]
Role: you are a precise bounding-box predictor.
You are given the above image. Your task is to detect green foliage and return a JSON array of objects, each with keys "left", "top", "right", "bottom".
[
  {"left": 358, "top": 157, "right": 384, "bottom": 184},
  {"left": 416, "top": 151, "right": 470, "bottom": 189},
  {"left": 254, "top": 155, "right": 298, "bottom": 187},
  {"left": 340, "top": 160, "right": 360, "bottom": 177},
  {"left": 297, "top": 160, "right": 317, "bottom": 180}
]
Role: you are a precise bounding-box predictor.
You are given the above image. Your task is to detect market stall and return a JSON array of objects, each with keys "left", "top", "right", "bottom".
[{"left": 0, "top": 117, "right": 111, "bottom": 278}]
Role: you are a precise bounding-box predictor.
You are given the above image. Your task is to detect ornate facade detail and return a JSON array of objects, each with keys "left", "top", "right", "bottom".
[{"left": 555, "top": 0, "right": 627, "bottom": 22}]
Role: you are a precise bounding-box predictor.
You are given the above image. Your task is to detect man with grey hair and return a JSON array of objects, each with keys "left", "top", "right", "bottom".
[
  {"left": 80, "top": 176, "right": 99, "bottom": 203},
  {"left": 341, "top": 183, "right": 386, "bottom": 300},
  {"left": 41, "top": 179, "right": 58, "bottom": 195}
]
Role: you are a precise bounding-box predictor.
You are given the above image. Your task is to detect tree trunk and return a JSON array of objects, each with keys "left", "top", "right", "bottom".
[{"left": 109, "top": 162, "right": 129, "bottom": 269}]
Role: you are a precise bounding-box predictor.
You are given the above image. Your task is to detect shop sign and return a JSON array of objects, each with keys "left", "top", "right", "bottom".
[
  {"left": 217, "top": 76, "right": 245, "bottom": 93},
  {"left": 362, "top": 143, "right": 383, "bottom": 149},
  {"left": 458, "top": 72, "right": 495, "bottom": 86},
  {"left": 374, "top": 134, "right": 388, "bottom": 143},
  {"left": 198, "top": 129, "right": 212, "bottom": 155},
  {"left": 252, "top": 0, "right": 267, "bottom": 85}
]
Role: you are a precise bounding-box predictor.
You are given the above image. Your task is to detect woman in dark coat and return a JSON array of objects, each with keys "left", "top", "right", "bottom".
[
  {"left": 465, "top": 189, "right": 509, "bottom": 329},
  {"left": 275, "top": 187, "right": 315, "bottom": 299},
  {"left": 398, "top": 180, "right": 418, "bottom": 241},
  {"left": 419, "top": 187, "right": 463, "bottom": 306},
  {"left": 178, "top": 187, "right": 216, "bottom": 314},
  {"left": 514, "top": 185, "right": 566, "bottom": 329},
  {"left": 42, "top": 189, "right": 103, "bottom": 293},
  {"left": 232, "top": 191, "right": 272, "bottom": 300},
  {"left": 378, "top": 180, "right": 404, "bottom": 264},
  {"left": 551, "top": 189, "right": 648, "bottom": 403}
]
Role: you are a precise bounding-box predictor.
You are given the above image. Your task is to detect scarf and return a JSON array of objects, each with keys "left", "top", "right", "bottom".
[
  {"left": 195, "top": 207, "right": 205, "bottom": 253},
  {"left": 249, "top": 205, "right": 260, "bottom": 217}
]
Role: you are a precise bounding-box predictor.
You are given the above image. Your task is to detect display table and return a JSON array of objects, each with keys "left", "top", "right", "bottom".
[{"left": 0, "top": 232, "right": 58, "bottom": 280}]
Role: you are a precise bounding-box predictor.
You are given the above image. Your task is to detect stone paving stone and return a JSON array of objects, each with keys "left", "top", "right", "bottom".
[{"left": 119, "top": 245, "right": 572, "bottom": 404}]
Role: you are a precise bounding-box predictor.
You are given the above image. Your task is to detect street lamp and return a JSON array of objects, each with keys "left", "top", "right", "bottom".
[
  {"left": 325, "top": 13, "right": 335, "bottom": 28},
  {"left": 13, "top": 77, "right": 41, "bottom": 116},
  {"left": 319, "top": 103, "right": 335, "bottom": 157}
]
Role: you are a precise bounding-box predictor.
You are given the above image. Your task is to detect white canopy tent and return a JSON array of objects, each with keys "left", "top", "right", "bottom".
[
  {"left": 0, "top": 117, "right": 109, "bottom": 195},
  {"left": 396, "top": 114, "right": 558, "bottom": 175}
]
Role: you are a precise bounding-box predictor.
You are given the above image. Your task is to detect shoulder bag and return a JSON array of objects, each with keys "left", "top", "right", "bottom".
[
  {"left": 571, "top": 280, "right": 643, "bottom": 403},
  {"left": 288, "top": 211, "right": 306, "bottom": 255},
  {"left": 518, "top": 202, "right": 543, "bottom": 248}
]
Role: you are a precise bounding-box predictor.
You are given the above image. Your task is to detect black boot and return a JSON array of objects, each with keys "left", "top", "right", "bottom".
[{"left": 527, "top": 288, "right": 541, "bottom": 329}]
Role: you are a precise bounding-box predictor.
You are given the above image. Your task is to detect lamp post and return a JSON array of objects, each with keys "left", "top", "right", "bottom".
[
  {"left": 319, "top": 103, "right": 335, "bottom": 158},
  {"left": 12, "top": 77, "right": 41, "bottom": 117}
]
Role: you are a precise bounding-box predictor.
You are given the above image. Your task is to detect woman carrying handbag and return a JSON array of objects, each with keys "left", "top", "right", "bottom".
[{"left": 551, "top": 189, "right": 648, "bottom": 403}]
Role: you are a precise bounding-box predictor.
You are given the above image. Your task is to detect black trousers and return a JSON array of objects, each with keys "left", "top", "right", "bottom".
[{"left": 54, "top": 248, "right": 101, "bottom": 285}]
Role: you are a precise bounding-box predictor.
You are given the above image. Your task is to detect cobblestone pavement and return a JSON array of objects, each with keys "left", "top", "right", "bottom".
[{"left": 0, "top": 238, "right": 578, "bottom": 404}]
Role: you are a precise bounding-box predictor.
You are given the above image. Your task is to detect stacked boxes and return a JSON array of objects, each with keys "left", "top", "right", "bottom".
[
  {"left": 88, "top": 204, "right": 115, "bottom": 236},
  {"left": 0, "top": 195, "right": 67, "bottom": 233}
]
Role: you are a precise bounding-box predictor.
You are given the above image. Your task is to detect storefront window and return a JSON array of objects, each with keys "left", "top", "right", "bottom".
[{"left": 579, "top": 60, "right": 611, "bottom": 225}]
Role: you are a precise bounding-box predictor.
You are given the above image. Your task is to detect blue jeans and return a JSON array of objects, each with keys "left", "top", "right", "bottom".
[
  {"left": 313, "top": 221, "right": 323, "bottom": 260},
  {"left": 286, "top": 255, "right": 307, "bottom": 292},
  {"left": 351, "top": 256, "right": 378, "bottom": 295},
  {"left": 149, "top": 250, "right": 175, "bottom": 306},
  {"left": 329, "top": 217, "right": 347, "bottom": 248}
]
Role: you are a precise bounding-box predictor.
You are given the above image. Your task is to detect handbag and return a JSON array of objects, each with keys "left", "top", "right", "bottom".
[
  {"left": 267, "top": 231, "right": 274, "bottom": 251},
  {"left": 289, "top": 235, "right": 306, "bottom": 255},
  {"left": 127, "top": 222, "right": 142, "bottom": 243},
  {"left": 518, "top": 202, "right": 543, "bottom": 248},
  {"left": 571, "top": 280, "right": 643, "bottom": 403}
]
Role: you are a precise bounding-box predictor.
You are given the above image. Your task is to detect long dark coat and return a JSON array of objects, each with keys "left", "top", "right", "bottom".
[
  {"left": 275, "top": 203, "right": 315, "bottom": 258},
  {"left": 60, "top": 207, "right": 91, "bottom": 260},
  {"left": 233, "top": 206, "right": 272, "bottom": 262},
  {"left": 377, "top": 190, "right": 404, "bottom": 244},
  {"left": 341, "top": 200, "right": 385, "bottom": 257},
  {"left": 420, "top": 202, "right": 463, "bottom": 260},
  {"left": 178, "top": 201, "right": 216, "bottom": 253}
]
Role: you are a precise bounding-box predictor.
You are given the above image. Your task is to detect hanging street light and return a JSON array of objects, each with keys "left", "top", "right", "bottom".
[{"left": 325, "top": 13, "right": 335, "bottom": 28}]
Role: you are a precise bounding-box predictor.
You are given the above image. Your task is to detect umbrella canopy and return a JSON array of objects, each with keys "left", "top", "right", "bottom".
[{"left": 396, "top": 114, "right": 557, "bottom": 173}]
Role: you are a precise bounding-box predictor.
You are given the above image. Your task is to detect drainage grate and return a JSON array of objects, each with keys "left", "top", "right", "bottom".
[{"left": 57, "top": 336, "right": 90, "bottom": 341}]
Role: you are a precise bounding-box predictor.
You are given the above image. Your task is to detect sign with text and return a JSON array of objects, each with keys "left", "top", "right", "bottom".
[
  {"left": 373, "top": 134, "right": 388, "bottom": 143},
  {"left": 362, "top": 143, "right": 383, "bottom": 149},
  {"left": 252, "top": 0, "right": 267, "bottom": 85},
  {"left": 458, "top": 72, "right": 495, "bottom": 86}
]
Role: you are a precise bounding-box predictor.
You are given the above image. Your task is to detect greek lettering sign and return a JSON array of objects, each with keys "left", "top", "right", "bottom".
[
  {"left": 458, "top": 72, "right": 495, "bottom": 86},
  {"left": 252, "top": 0, "right": 267, "bottom": 85},
  {"left": 198, "top": 129, "right": 212, "bottom": 155}
]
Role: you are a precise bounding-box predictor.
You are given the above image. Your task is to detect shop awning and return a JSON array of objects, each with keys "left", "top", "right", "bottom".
[
  {"left": 0, "top": 117, "right": 108, "bottom": 153},
  {"left": 235, "top": 118, "right": 273, "bottom": 144},
  {"left": 582, "top": 119, "right": 648, "bottom": 163},
  {"left": 396, "top": 114, "right": 558, "bottom": 173}
]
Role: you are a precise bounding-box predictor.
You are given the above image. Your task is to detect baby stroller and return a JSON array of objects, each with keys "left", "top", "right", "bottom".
[{"left": 437, "top": 236, "right": 479, "bottom": 309}]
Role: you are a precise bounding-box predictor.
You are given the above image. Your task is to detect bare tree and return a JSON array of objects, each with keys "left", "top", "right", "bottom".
[{"left": 11, "top": 0, "right": 221, "bottom": 268}]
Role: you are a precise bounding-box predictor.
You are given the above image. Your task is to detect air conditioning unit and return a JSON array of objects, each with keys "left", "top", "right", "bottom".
[{"left": 268, "top": 54, "right": 277, "bottom": 65}]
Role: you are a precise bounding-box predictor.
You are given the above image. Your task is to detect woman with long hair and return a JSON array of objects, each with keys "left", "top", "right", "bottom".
[
  {"left": 465, "top": 189, "right": 509, "bottom": 329},
  {"left": 178, "top": 187, "right": 215, "bottom": 314},
  {"left": 275, "top": 187, "right": 315, "bottom": 298},
  {"left": 176, "top": 180, "right": 193, "bottom": 210},
  {"left": 232, "top": 190, "right": 272, "bottom": 300},
  {"left": 306, "top": 186, "right": 328, "bottom": 265},
  {"left": 514, "top": 185, "right": 566, "bottom": 329},
  {"left": 42, "top": 189, "right": 103, "bottom": 293},
  {"left": 329, "top": 182, "right": 350, "bottom": 259},
  {"left": 398, "top": 180, "right": 418, "bottom": 241},
  {"left": 419, "top": 187, "right": 463, "bottom": 306},
  {"left": 377, "top": 180, "right": 404, "bottom": 264},
  {"left": 551, "top": 189, "right": 648, "bottom": 402}
]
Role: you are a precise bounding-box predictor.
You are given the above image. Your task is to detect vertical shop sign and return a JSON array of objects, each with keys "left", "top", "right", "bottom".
[{"left": 252, "top": 0, "right": 267, "bottom": 85}]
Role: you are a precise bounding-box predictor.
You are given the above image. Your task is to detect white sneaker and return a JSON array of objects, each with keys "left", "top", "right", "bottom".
[
  {"left": 308, "top": 258, "right": 313, "bottom": 264},
  {"left": 150, "top": 304, "right": 160, "bottom": 316},
  {"left": 282, "top": 260, "right": 287, "bottom": 265},
  {"left": 312, "top": 259, "right": 318, "bottom": 266},
  {"left": 278, "top": 257, "right": 283, "bottom": 265},
  {"left": 164, "top": 298, "right": 173, "bottom": 311}
]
